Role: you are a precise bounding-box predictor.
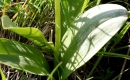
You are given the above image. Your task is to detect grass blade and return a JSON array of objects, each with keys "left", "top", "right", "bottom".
[{"left": 47, "top": 62, "right": 62, "bottom": 80}]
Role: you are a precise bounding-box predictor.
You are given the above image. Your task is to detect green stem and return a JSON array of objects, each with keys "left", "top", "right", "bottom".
[
  {"left": 96, "top": 0, "right": 101, "bottom": 5},
  {"left": 47, "top": 62, "right": 62, "bottom": 80},
  {"left": 87, "top": 54, "right": 103, "bottom": 78},
  {"left": 128, "top": 11, "right": 130, "bottom": 18},
  {"left": 55, "top": 0, "right": 61, "bottom": 59}
]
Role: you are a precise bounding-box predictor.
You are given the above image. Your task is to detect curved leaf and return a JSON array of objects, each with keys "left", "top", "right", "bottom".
[
  {"left": 1, "top": 15, "right": 54, "bottom": 53},
  {"left": 60, "top": 4, "right": 128, "bottom": 79},
  {"left": 0, "top": 38, "right": 50, "bottom": 75}
]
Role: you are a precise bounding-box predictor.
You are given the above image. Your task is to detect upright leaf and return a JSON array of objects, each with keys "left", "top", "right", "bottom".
[{"left": 60, "top": 4, "right": 128, "bottom": 79}]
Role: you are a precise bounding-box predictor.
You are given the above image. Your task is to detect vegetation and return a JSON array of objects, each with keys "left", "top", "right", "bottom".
[{"left": 0, "top": 0, "right": 130, "bottom": 80}]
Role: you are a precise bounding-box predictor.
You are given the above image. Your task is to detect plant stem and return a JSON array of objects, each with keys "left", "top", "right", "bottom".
[
  {"left": 128, "top": 11, "right": 130, "bottom": 18},
  {"left": 47, "top": 62, "right": 62, "bottom": 80},
  {"left": 118, "top": 35, "right": 130, "bottom": 80},
  {"left": 55, "top": 0, "right": 61, "bottom": 59}
]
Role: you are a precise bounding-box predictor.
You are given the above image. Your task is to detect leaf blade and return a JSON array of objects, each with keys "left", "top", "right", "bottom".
[
  {"left": 1, "top": 15, "right": 54, "bottom": 53},
  {"left": 0, "top": 38, "right": 50, "bottom": 75},
  {"left": 60, "top": 4, "right": 128, "bottom": 79}
]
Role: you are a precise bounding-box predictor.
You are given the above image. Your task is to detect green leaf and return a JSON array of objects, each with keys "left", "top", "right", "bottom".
[
  {"left": 0, "top": 68, "right": 6, "bottom": 80},
  {"left": 0, "top": 38, "right": 50, "bottom": 75},
  {"left": 0, "top": 1, "right": 4, "bottom": 7},
  {"left": 128, "top": 11, "right": 130, "bottom": 18},
  {"left": 60, "top": 4, "right": 128, "bottom": 79},
  {"left": 1, "top": 15, "right": 17, "bottom": 28},
  {"left": 3, "top": 0, "right": 12, "bottom": 6},
  {"left": 1, "top": 15, "right": 54, "bottom": 53}
]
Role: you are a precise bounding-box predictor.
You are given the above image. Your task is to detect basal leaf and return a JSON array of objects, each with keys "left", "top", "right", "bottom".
[
  {"left": 1, "top": 15, "right": 54, "bottom": 53},
  {"left": 60, "top": 4, "right": 128, "bottom": 79},
  {"left": 0, "top": 38, "right": 50, "bottom": 75}
]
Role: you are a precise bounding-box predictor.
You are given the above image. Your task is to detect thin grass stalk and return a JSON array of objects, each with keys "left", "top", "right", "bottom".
[
  {"left": 47, "top": 62, "right": 62, "bottom": 80},
  {"left": 96, "top": 0, "right": 101, "bottom": 5},
  {"left": 81, "top": 0, "right": 90, "bottom": 14},
  {"left": 113, "top": 45, "right": 130, "bottom": 52},
  {"left": 128, "top": 11, "right": 130, "bottom": 18},
  {"left": 118, "top": 44, "right": 130, "bottom": 80},
  {"left": 86, "top": 43, "right": 110, "bottom": 78},
  {"left": 109, "top": 22, "right": 130, "bottom": 51},
  {"left": 98, "top": 52, "right": 130, "bottom": 59},
  {"left": 87, "top": 54, "right": 103, "bottom": 79},
  {"left": 112, "top": 68, "right": 130, "bottom": 80}
]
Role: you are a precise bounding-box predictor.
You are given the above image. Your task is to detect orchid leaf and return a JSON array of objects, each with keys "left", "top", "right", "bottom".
[
  {"left": 1, "top": 15, "right": 54, "bottom": 53},
  {"left": 60, "top": 4, "right": 128, "bottom": 79},
  {"left": 0, "top": 38, "right": 50, "bottom": 75}
]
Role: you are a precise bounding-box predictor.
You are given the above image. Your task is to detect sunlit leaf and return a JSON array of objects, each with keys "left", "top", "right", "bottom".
[
  {"left": 1, "top": 15, "right": 54, "bottom": 53},
  {"left": 0, "top": 38, "right": 50, "bottom": 75},
  {"left": 60, "top": 4, "right": 128, "bottom": 79}
]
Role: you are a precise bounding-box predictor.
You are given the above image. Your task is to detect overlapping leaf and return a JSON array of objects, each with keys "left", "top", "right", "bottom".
[
  {"left": 60, "top": 4, "right": 128, "bottom": 79},
  {"left": 0, "top": 38, "right": 50, "bottom": 75},
  {"left": 1, "top": 15, "right": 54, "bottom": 53}
]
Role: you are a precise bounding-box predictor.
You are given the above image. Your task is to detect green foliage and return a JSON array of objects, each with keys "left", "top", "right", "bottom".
[
  {"left": 2, "top": 0, "right": 12, "bottom": 6},
  {"left": 0, "top": 38, "right": 50, "bottom": 75},
  {"left": 128, "top": 11, "right": 130, "bottom": 18},
  {"left": 60, "top": 4, "right": 128, "bottom": 79},
  {"left": 1, "top": 15, "right": 54, "bottom": 53},
  {"left": 0, "top": 68, "right": 6, "bottom": 80},
  {"left": 0, "top": 0, "right": 129, "bottom": 80}
]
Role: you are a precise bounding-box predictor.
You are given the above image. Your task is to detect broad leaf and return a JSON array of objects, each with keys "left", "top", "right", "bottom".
[
  {"left": 1, "top": 15, "right": 54, "bottom": 53},
  {"left": 0, "top": 38, "right": 50, "bottom": 75},
  {"left": 60, "top": 4, "right": 128, "bottom": 79}
]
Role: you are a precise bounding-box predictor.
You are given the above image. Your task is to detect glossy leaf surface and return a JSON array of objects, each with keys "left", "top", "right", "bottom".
[{"left": 60, "top": 4, "right": 128, "bottom": 79}]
